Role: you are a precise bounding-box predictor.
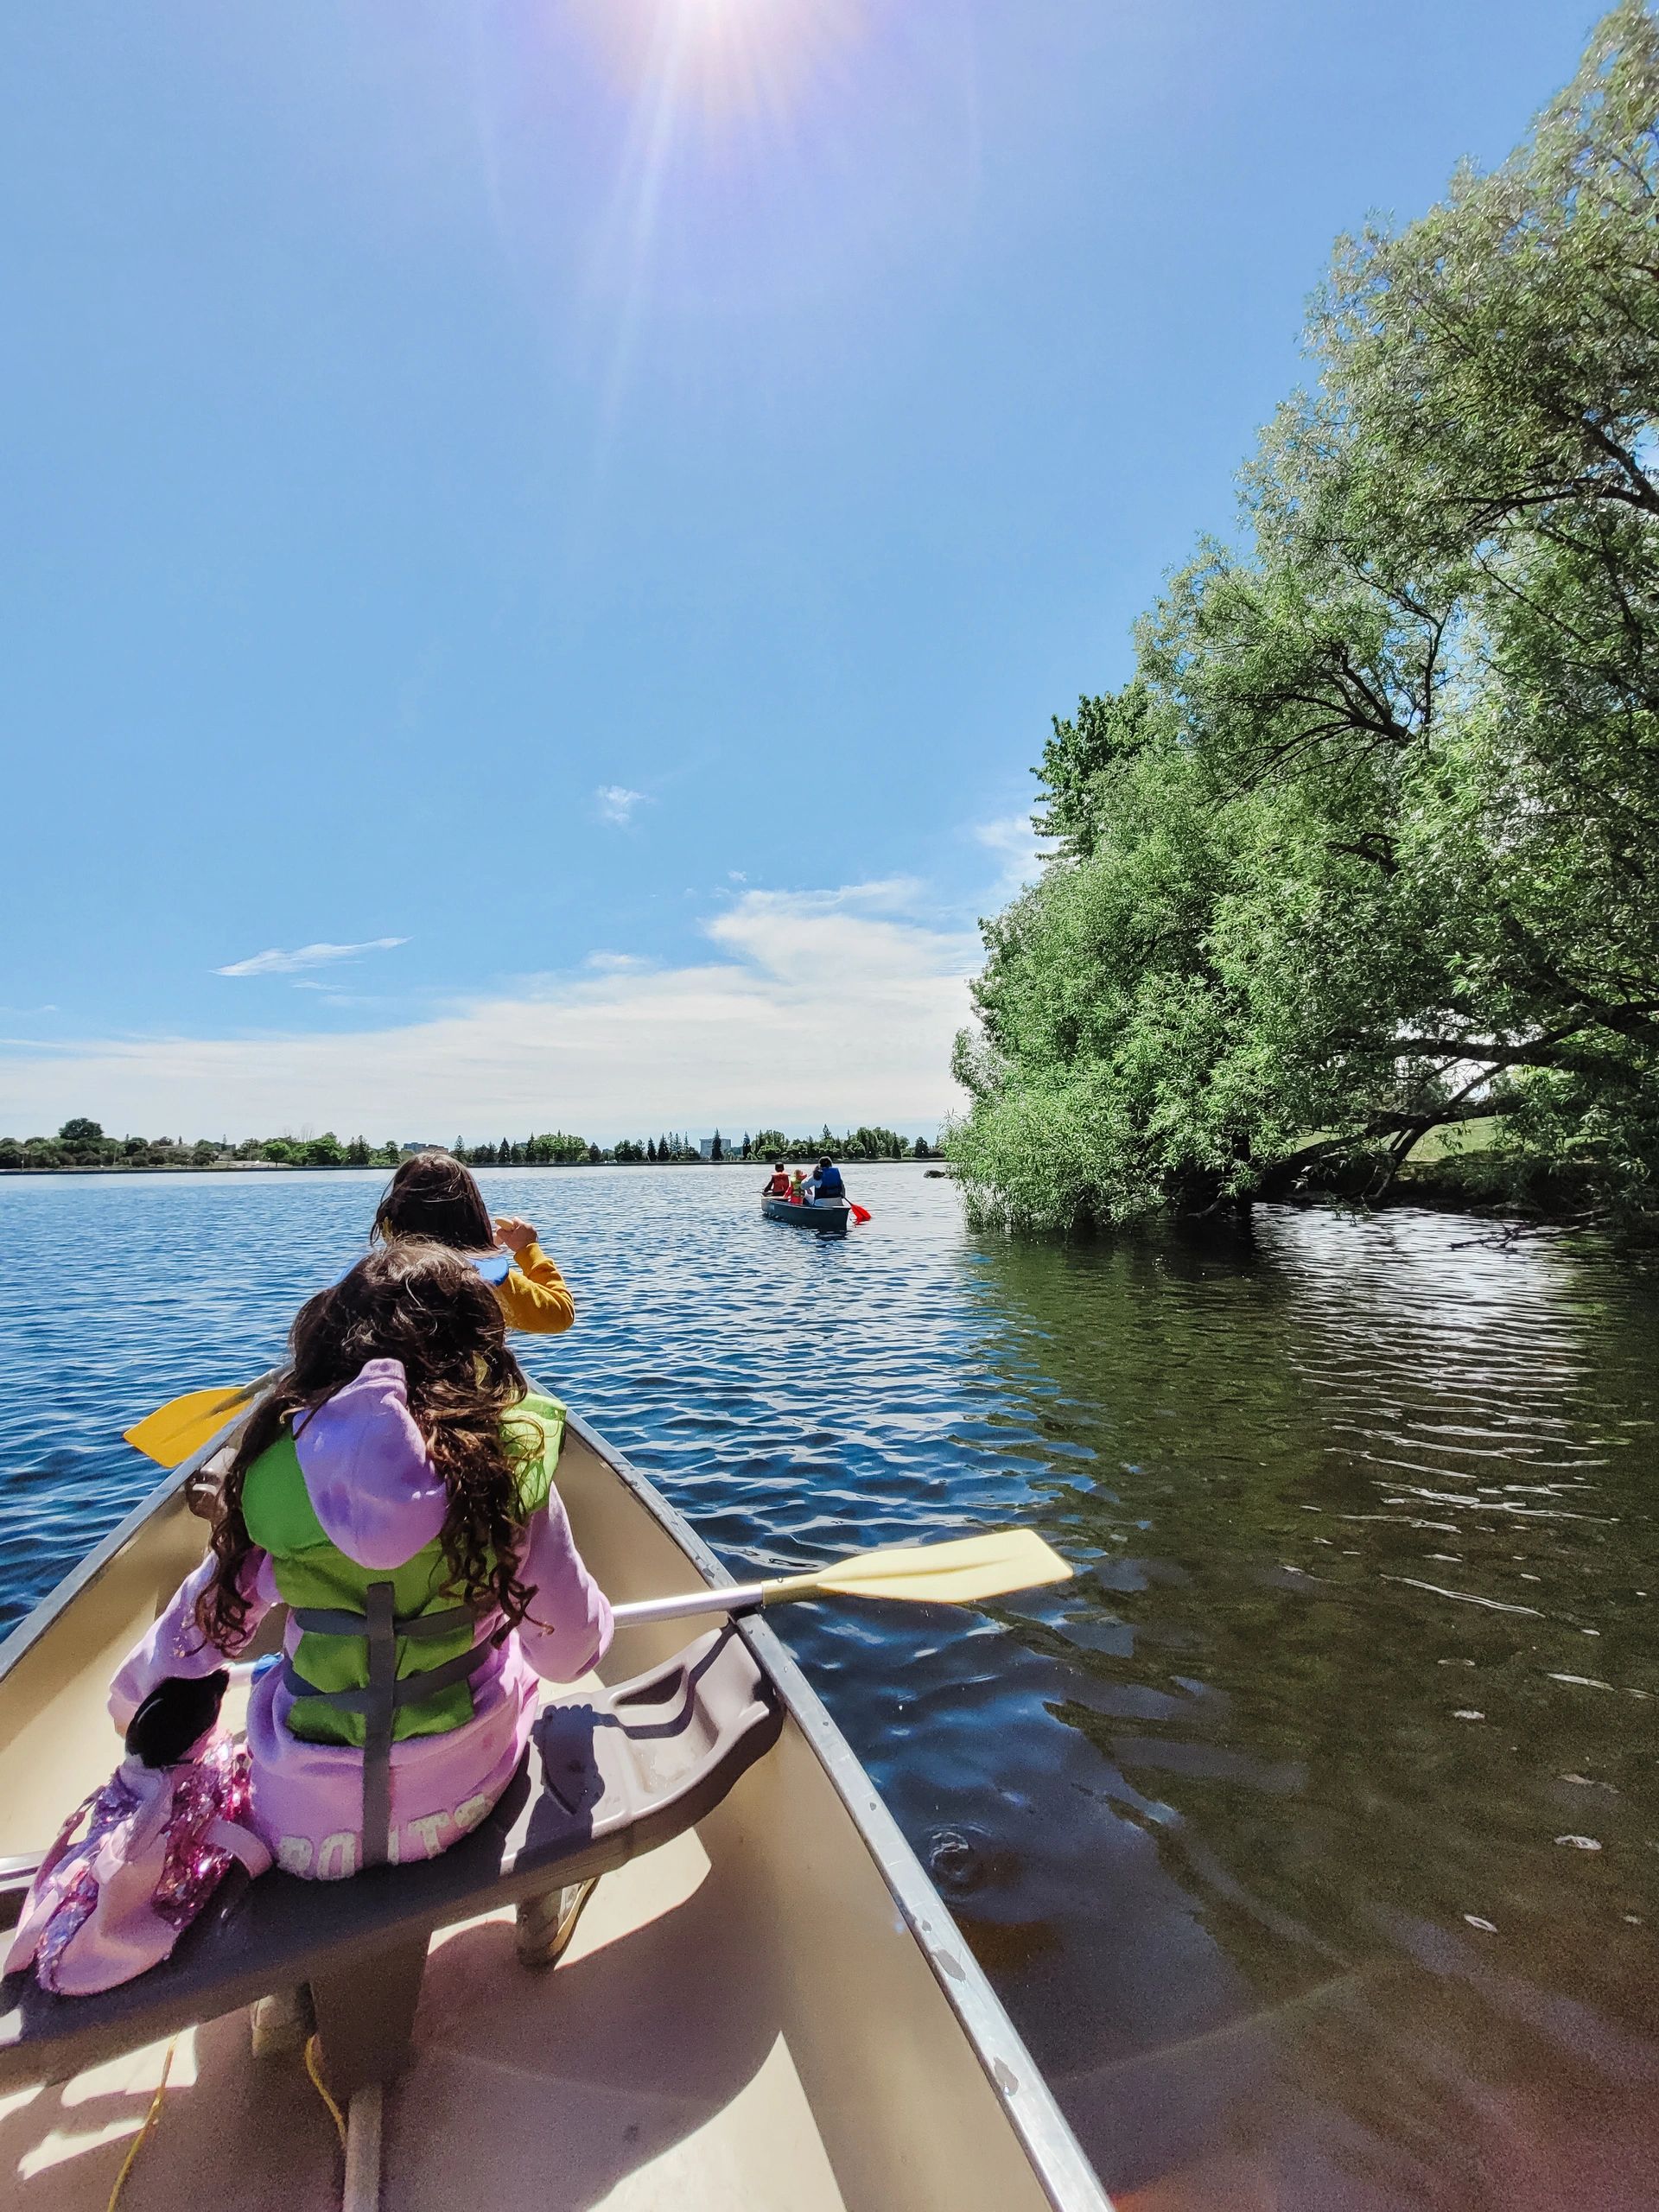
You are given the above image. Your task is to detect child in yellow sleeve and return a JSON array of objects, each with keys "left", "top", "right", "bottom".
[{"left": 371, "top": 1154, "right": 575, "bottom": 1336}]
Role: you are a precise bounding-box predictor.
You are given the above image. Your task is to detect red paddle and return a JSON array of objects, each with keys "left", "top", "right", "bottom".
[{"left": 849, "top": 1202, "right": 872, "bottom": 1224}]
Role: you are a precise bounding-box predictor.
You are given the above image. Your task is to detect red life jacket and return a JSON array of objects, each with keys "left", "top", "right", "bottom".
[{"left": 766, "top": 1172, "right": 791, "bottom": 1196}]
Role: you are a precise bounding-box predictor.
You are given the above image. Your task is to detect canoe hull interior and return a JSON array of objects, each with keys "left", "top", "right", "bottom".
[
  {"left": 762, "top": 1197, "right": 849, "bottom": 1236},
  {"left": 0, "top": 1408, "right": 1106, "bottom": 2212}
]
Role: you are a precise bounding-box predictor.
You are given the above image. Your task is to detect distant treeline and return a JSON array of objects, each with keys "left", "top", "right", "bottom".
[
  {"left": 460, "top": 1126, "right": 930, "bottom": 1166},
  {"left": 745, "top": 1125, "right": 928, "bottom": 1162},
  {"left": 3, "top": 1119, "right": 936, "bottom": 1173},
  {"left": 404, "top": 1115, "right": 938, "bottom": 1167},
  {"left": 0, "top": 1122, "right": 407, "bottom": 1172}
]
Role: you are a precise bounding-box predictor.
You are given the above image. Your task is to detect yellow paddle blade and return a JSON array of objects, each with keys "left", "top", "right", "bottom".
[
  {"left": 124, "top": 1383, "right": 259, "bottom": 1469},
  {"left": 775, "top": 1527, "right": 1072, "bottom": 1608}
]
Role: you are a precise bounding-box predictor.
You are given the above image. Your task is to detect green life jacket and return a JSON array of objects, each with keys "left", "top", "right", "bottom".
[{"left": 241, "top": 1391, "right": 565, "bottom": 1864}]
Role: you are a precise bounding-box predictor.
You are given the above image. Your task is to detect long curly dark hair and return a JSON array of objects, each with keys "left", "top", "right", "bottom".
[{"left": 198, "top": 1242, "right": 539, "bottom": 1649}]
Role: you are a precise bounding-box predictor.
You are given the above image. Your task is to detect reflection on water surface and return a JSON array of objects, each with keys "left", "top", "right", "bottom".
[
  {"left": 945, "top": 1211, "right": 1656, "bottom": 2209},
  {"left": 1, "top": 1167, "right": 1654, "bottom": 2206}
]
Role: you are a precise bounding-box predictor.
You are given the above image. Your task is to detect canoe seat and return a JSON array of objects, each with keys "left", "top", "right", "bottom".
[{"left": 0, "top": 1624, "right": 780, "bottom": 2098}]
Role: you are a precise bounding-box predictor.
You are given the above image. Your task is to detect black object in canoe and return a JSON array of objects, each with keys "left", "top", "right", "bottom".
[{"left": 762, "top": 1195, "right": 850, "bottom": 1236}]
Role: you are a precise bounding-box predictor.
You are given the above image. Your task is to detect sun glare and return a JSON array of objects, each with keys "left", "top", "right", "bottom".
[
  {"left": 549, "top": 0, "right": 950, "bottom": 426},
  {"left": 568, "top": 0, "right": 867, "bottom": 127}
]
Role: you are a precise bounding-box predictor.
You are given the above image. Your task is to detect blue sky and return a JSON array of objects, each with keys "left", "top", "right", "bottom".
[{"left": 2, "top": 0, "right": 1598, "bottom": 1141}]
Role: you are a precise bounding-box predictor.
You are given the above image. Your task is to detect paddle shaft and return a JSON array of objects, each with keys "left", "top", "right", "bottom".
[{"left": 613, "top": 1573, "right": 820, "bottom": 1627}]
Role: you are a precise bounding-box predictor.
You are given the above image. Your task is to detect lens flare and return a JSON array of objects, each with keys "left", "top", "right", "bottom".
[
  {"left": 567, "top": 0, "right": 868, "bottom": 127},
  {"left": 518, "top": 0, "right": 975, "bottom": 448}
]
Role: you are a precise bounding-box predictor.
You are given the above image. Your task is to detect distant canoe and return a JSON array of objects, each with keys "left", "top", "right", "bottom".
[{"left": 762, "top": 1195, "right": 850, "bottom": 1236}]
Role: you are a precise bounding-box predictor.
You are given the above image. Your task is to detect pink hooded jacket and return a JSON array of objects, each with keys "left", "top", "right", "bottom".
[{"left": 109, "top": 1361, "right": 613, "bottom": 1881}]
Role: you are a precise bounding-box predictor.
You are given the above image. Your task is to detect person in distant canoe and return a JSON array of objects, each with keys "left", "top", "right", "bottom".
[
  {"left": 810, "top": 1155, "right": 846, "bottom": 1205},
  {"left": 761, "top": 1160, "right": 791, "bottom": 1198},
  {"left": 372, "top": 1152, "right": 575, "bottom": 1334}
]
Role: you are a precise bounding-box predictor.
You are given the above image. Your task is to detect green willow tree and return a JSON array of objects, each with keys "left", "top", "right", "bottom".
[{"left": 953, "top": 3, "right": 1659, "bottom": 1232}]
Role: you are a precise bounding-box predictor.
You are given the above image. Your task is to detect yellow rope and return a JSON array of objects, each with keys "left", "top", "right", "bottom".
[
  {"left": 303, "top": 2033, "right": 348, "bottom": 2151},
  {"left": 105, "top": 2037, "right": 176, "bottom": 2212},
  {"left": 102, "top": 2024, "right": 348, "bottom": 2208}
]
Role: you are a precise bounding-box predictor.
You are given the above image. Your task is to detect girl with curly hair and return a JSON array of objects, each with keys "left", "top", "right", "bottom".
[
  {"left": 372, "top": 1150, "right": 575, "bottom": 1336},
  {"left": 107, "top": 1242, "right": 611, "bottom": 1879}
]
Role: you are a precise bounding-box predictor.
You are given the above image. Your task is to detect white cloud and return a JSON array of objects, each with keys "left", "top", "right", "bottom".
[
  {"left": 973, "top": 813, "right": 1052, "bottom": 899},
  {"left": 215, "top": 938, "right": 409, "bottom": 978},
  {"left": 594, "top": 785, "right": 647, "bottom": 827},
  {"left": 0, "top": 887, "right": 977, "bottom": 1139}
]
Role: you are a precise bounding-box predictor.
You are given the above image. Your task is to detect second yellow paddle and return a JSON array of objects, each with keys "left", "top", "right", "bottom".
[{"left": 611, "top": 1527, "right": 1072, "bottom": 1626}]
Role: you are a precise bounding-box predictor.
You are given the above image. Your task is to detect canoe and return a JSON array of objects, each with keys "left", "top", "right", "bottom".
[
  {"left": 762, "top": 1195, "right": 849, "bottom": 1235},
  {"left": 0, "top": 1397, "right": 1109, "bottom": 2212}
]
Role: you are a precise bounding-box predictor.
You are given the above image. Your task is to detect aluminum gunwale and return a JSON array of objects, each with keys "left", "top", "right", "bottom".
[{"left": 561, "top": 1406, "right": 1113, "bottom": 2212}]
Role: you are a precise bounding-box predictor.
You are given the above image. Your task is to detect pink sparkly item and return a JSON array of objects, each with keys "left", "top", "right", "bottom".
[{"left": 4, "top": 1730, "right": 271, "bottom": 1995}]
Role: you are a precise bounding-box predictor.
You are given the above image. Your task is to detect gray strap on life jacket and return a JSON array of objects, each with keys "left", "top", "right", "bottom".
[
  {"left": 280, "top": 1639, "right": 496, "bottom": 1716},
  {"left": 362, "top": 1580, "right": 397, "bottom": 1869},
  {"left": 280, "top": 1594, "right": 496, "bottom": 1872},
  {"left": 289, "top": 1602, "right": 474, "bottom": 1642}
]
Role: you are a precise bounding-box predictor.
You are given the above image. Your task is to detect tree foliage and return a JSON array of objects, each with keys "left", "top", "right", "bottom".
[{"left": 952, "top": 4, "right": 1659, "bottom": 1234}]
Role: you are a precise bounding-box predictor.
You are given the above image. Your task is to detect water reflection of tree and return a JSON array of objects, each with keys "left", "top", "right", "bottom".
[{"left": 963, "top": 1212, "right": 1659, "bottom": 2207}]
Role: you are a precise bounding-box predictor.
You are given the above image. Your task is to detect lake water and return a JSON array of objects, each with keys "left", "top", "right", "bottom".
[{"left": 1, "top": 1165, "right": 1655, "bottom": 2207}]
